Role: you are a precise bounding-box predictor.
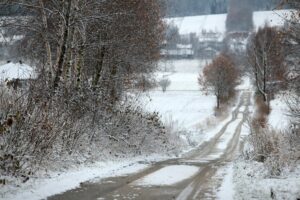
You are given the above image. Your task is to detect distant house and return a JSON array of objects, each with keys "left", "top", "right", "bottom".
[
  {"left": 197, "top": 31, "right": 223, "bottom": 59},
  {"left": 224, "top": 31, "right": 250, "bottom": 52},
  {"left": 161, "top": 44, "right": 194, "bottom": 59}
]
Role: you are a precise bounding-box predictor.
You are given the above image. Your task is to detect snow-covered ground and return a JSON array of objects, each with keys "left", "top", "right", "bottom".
[
  {"left": 268, "top": 94, "right": 290, "bottom": 130},
  {"left": 142, "top": 59, "right": 217, "bottom": 143},
  {"left": 1, "top": 155, "right": 172, "bottom": 200},
  {"left": 166, "top": 10, "right": 292, "bottom": 40},
  {"left": 0, "top": 62, "right": 34, "bottom": 81}
]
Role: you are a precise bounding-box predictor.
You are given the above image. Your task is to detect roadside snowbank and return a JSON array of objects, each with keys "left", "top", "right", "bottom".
[
  {"left": 216, "top": 164, "right": 234, "bottom": 200},
  {"left": 166, "top": 10, "right": 292, "bottom": 37},
  {"left": 230, "top": 92, "right": 299, "bottom": 200}
]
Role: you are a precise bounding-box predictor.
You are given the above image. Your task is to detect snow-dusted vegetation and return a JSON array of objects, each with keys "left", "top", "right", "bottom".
[
  {"left": 166, "top": 10, "right": 292, "bottom": 38},
  {"left": 0, "top": 1, "right": 184, "bottom": 198},
  {"left": 0, "top": 0, "right": 299, "bottom": 199}
]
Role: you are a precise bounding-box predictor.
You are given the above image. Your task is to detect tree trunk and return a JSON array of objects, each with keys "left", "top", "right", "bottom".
[
  {"left": 39, "top": 0, "right": 53, "bottom": 79},
  {"left": 92, "top": 46, "right": 106, "bottom": 90},
  {"left": 53, "top": 0, "right": 72, "bottom": 91}
]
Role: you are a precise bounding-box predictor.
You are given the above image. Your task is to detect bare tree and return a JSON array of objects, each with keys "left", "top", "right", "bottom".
[
  {"left": 247, "top": 25, "right": 286, "bottom": 104},
  {"left": 199, "top": 54, "right": 238, "bottom": 109}
]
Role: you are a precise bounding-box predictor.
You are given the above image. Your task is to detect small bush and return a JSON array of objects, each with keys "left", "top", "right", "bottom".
[
  {"left": 158, "top": 78, "right": 171, "bottom": 92},
  {"left": 248, "top": 122, "right": 299, "bottom": 176},
  {"left": 0, "top": 83, "right": 178, "bottom": 179}
]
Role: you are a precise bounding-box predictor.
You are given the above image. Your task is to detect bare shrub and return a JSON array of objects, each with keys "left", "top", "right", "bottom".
[
  {"left": 158, "top": 78, "right": 171, "bottom": 92},
  {"left": 248, "top": 121, "right": 299, "bottom": 176},
  {"left": 0, "top": 81, "right": 179, "bottom": 180},
  {"left": 253, "top": 94, "right": 271, "bottom": 127},
  {"left": 199, "top": 53, "right": 239, "bottom": 109}
]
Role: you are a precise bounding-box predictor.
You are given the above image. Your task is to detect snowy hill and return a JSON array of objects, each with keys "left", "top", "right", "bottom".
[{"left": 166, "top": 10, "right": 292, "bottom": 38}]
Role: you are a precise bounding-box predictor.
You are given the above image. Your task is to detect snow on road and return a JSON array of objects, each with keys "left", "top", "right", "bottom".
[
  {"left": 154, "top": 59, "right": 209, "bottom": 91},
  {"left": 268, "top": 94, "right": 290, "bottom": 130},
  {"left": 216, "top": 164, "right": 234, "bottom": 200},
  {"left": 133, "top": 165, "right": 199, "bottom": 186},
  {"left": 144, "top": 91, "right": 215, "bottom": 130},
  {"left": 142, "top": 59, "right": 216, "bottom": 141}
]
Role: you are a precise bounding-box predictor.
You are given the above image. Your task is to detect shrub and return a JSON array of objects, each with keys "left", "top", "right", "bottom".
[
  {"left": 158, "top": 78, "right": 171, "bottom": 92},
  {"left": 248, "top": 122, "right": 299, "bottom": 176},
  {"left": 199, "top": 53, "right": 239, "bottom": 109},
  {"left": 0, "top": 83, "right": 178, "bottom": 180}
]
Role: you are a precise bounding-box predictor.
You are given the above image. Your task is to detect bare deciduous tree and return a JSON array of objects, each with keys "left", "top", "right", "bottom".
[
  {"left": 199, "top": 53, "right": 238, "bottom": 109},
  {"left": 247, "top": 25, "right": 286, "bottom": 104}
]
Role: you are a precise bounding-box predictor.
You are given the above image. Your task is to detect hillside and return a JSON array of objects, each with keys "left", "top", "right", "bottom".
[{"left": 166, "top": 10, "right": 291, "bottom": 37}]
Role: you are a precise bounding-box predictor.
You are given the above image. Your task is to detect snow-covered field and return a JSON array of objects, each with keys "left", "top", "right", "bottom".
[
  {"left": 142, "top": 59, "right": 217, "bottom": 143},
  {"left": 0, "top": 58, "right": 217, "bottom": 199},
  {"left": 216, "top": 164, "right": 234, "bottom": 200},
  {"left": 0, "top": 62, "right": 34, "bottom": 81},
  {"left": 166, "top": 10, "right": 292, "bottom": 39}
]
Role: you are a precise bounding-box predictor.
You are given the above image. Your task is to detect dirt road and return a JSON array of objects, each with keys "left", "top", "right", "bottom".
[{"left": 49, "top": 91, "right": 251, "bottom": 200}]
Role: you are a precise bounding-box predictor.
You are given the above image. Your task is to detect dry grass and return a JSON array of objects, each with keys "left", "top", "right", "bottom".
[{"left": 253, "top": 95, "right": 271, "bottom": 128}]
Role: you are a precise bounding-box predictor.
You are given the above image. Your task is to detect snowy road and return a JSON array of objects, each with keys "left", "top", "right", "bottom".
[{"left": 49, "top": 91, "right": 251, "bottom": 200}]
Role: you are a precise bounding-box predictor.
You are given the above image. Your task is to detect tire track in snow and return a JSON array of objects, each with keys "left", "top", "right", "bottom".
[{"left": 175, "top": 91, "right": 251, "bottom": 200}]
